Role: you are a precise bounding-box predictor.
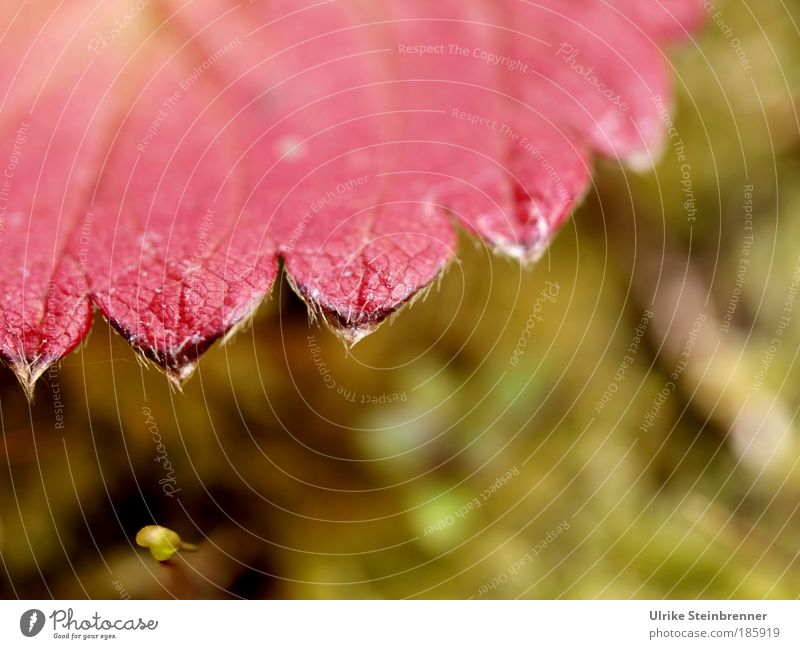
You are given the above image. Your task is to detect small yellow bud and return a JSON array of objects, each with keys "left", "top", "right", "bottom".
[{"left": 135, "top": 525, "right": 198, "bottom": 562}]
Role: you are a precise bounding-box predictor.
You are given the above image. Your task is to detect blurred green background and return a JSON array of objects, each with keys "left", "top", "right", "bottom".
[{"left": 2, "top": 0, "right": 800, "bottom": 599}]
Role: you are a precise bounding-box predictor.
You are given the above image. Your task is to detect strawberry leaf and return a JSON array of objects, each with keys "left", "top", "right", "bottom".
[{"left": 0, "top": 0, "right": 703, "bottom": 391}]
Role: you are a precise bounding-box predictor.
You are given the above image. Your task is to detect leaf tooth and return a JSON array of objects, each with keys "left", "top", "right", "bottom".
[
  {"left": 8, "top": 358, "right": 50, "bottom": 402},
  {"left": 327, "top": 319, "right": 381, "bottom": 349},
  {"left": 488, "top": 207, "right": 554, "bottom": 266},
  {"left": 163, "top": 359, "right": 199, "bottom": 391}
]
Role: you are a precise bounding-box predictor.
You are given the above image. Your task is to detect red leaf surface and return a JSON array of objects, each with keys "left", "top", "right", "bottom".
[{"left": 0, "top": 0, "right": 703, "bottom": 391}]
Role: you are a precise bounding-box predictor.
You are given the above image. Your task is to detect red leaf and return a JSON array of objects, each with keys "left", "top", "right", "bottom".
[
  {"left": 0, "top": 2, "right": 131, "bottom": 395},
  {"left": 0, "top": 0, "right": 703, "bottom": 391}
]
